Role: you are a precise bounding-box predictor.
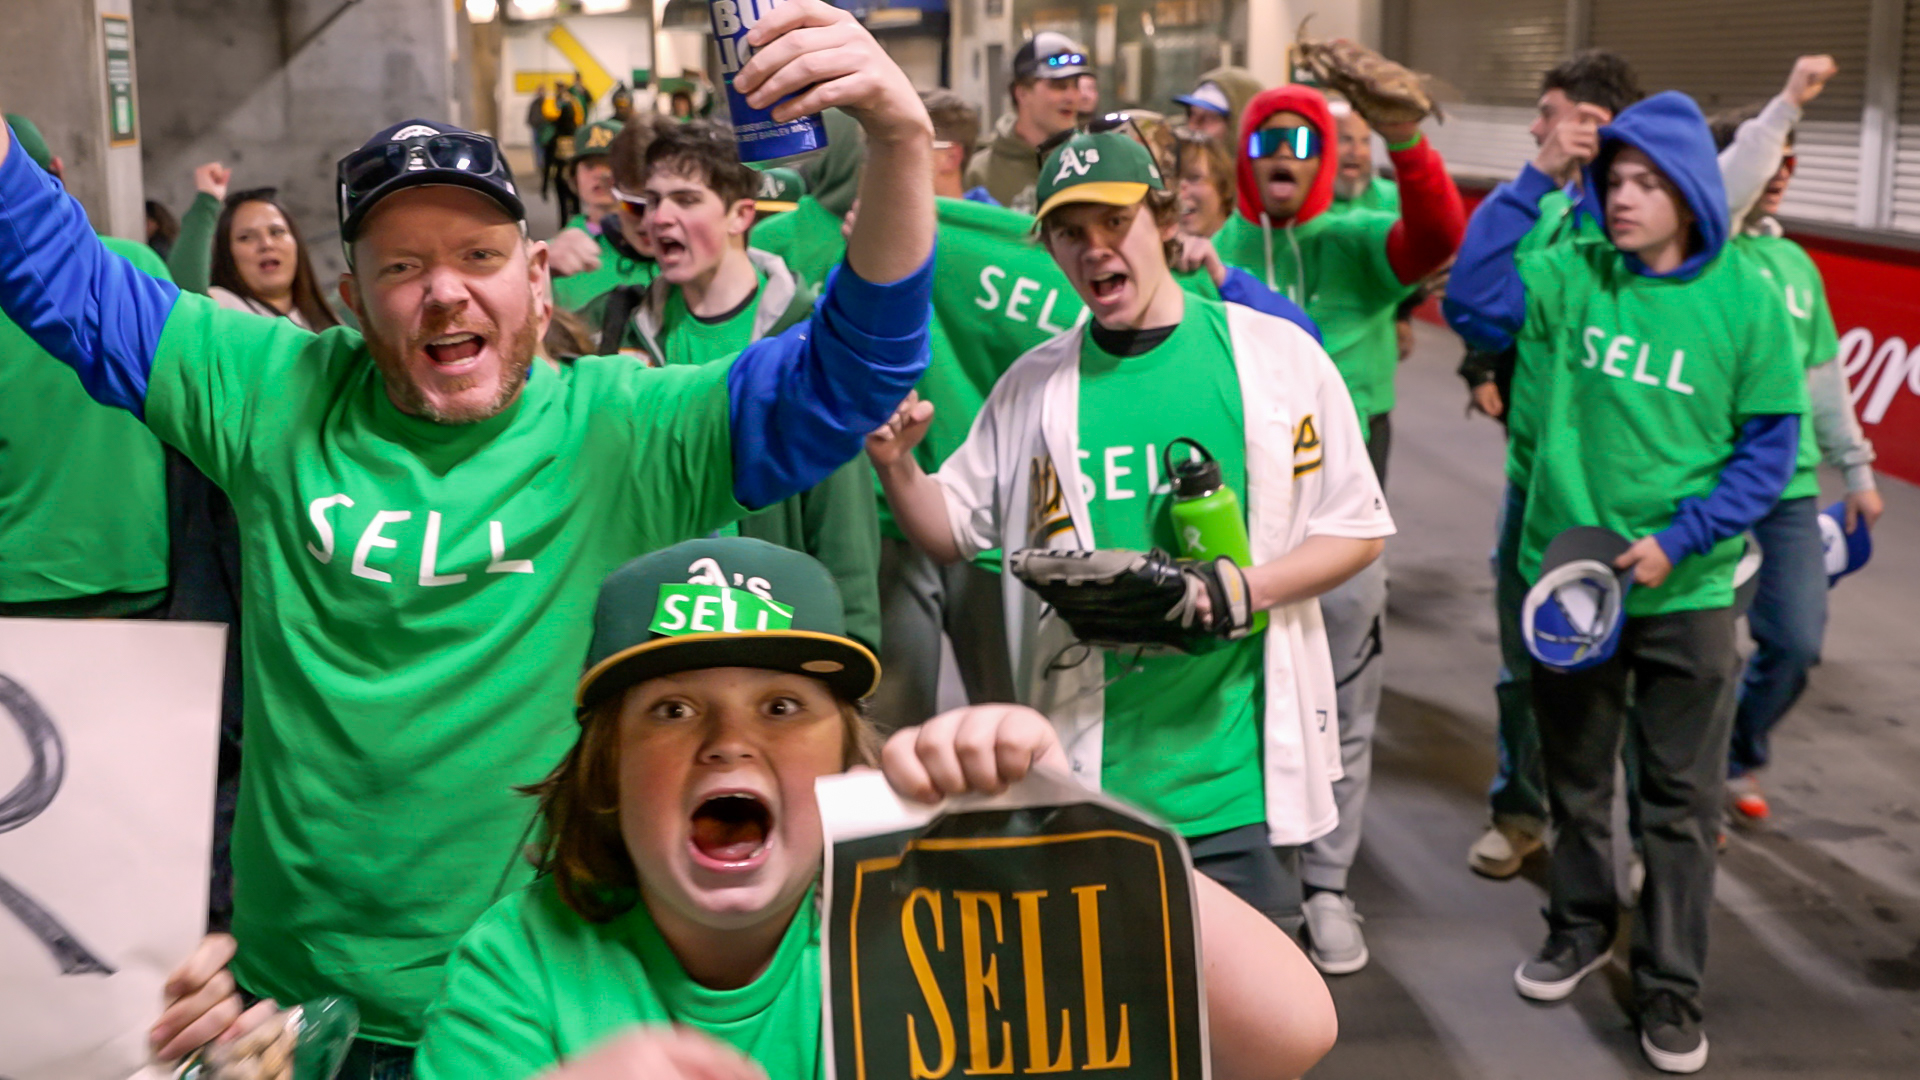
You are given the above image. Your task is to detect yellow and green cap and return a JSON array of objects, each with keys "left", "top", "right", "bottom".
[
  {"left": 569, "top": 118, "right": 623, "bottom": 162},
  {"left": 1034, "top": 130, "right": 1165, "bottom": 221},
  {"left": 576, "top": 537, "right": 879, "bottom": 713},
  {"left": 751, "top": 166, "right": 806, "bottom": 213}
]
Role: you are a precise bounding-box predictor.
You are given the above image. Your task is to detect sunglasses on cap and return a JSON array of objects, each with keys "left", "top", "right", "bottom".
[
  {"left": 338, "top": 131, "right": 506, "bottom": 213},
  {"left": 1036, "top": 111, "right": 1151, "bottom": 164},
  {"left": 1247, "top": 125, "right": 1322, "bottom": 161},
  {"left": 1042, "top": 52, "right": 1087, "bottom": 72},
  {"left": 612, "top": 183, "right": 648, "bottom": 212}
]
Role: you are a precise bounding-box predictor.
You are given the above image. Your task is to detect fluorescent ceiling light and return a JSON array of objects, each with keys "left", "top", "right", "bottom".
[
  {"left": 579, "top": 0, "right": 632, "bottom": 11},
  {"left": 466, "top": 0, "right": 498, "bottom": 21},
  {"left": 510, "top": 0, "right": 558, "bottom": 18}
]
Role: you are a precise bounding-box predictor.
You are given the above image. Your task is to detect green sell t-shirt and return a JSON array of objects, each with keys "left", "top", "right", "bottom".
[
  {"left": 658, "top": 272, "right": 765, "bottom": 368},
  {"left": 415, "top": 880, "right": 822, "bottom": 1080},
  {"left": 1734, "top": 233, "right": 1836, "bottom": 501},
  {"left": 142, "top": 293, "right": 744, "bottom": 1042},
  {"left": 749, "top": 196, "right": 847, "bottom": 295},
  {"left": 1506, "top": 185, "right": 1601, "bottom": 489},
  {"left": 1076, "top": 297, "right": 1265, "bottom": 838},
  {"left": 0, "top": 237, "right": 171, "bottom": 602},
  {"left": 551, "top": 214, "right": 658, "bottom": 314},
  {"left": 1518, "top": 243, "right": 1808, "bottom": 616},
  {"left": 1214, "top": 208, "right": 1417, "bottom": 425}
]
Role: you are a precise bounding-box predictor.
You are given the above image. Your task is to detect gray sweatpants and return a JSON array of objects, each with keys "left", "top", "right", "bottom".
[
  {"left": 1300, "top": 556, "right": 1389, "bottom": 893},
  {"left": 869, "top": 537, "right": 1018, "bottom": 733}
]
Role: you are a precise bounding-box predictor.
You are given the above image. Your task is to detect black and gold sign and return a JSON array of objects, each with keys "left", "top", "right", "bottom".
[{"left": 827, "top": 800, "right": 1203, "bottom": 1080}]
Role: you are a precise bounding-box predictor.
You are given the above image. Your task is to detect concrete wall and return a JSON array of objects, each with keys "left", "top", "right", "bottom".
[
  {"left": 0, "top": 0, "right": 149, "bottom": 239},
  {"left": 131, "top": 0, "right": 457, "bottom": 279}
]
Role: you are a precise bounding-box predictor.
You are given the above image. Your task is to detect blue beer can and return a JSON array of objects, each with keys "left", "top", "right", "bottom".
[{"left": 710, "top": 0, "right": 829, "bottom": 163}]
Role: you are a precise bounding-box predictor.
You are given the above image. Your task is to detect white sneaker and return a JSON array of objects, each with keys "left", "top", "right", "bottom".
[
  {"left": 1468, "top": 822, "right": 1543, "bottom": 879},
  {"left": 1302, "top": 891, "right": 1369, "bottom": 975}
]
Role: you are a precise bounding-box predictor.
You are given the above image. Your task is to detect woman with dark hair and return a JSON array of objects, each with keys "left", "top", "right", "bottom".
[{"left": 208, "top": 187, "right": 338, "bottom": 329}]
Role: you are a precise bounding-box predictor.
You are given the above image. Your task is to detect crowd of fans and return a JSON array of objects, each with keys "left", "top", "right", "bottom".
[{"left": 0, "top": 6, "right": 1879, "bottom": 1077}]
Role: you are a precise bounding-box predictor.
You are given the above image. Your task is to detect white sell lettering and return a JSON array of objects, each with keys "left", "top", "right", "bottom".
[
  {"left": 658, "top": 594, "right": 690, "bottom": 631},
  {"left": 1583, "top": 326, "right": 1605, "bottom": 368},
  {"left": 419, "top": 511, "right": 469, "bottom": 587},
  {"left": 1006, "top": 277, "right": 1039, "bottom": 323},
  {"left": 487, "top": 521, "right": 536, "bottom": 574},
  {"left": 1103, "top": 446, "right": 1135, "bottom": 500},
  {"left": 1602, "top": 335, "right": 1632, "bottom": 379},
  {"left": 306, "top": 493, "right": 355, "bottom": 563},
  {"left": 1075, "top": 449, "right": 1095, "bottom": 502},
  {"left": 977, "top": 266, "right": 1006, "bottom": 310},
  {"left": 351, "top": 510, "right": 412, "bottom": 583},
  {"left": 1037, "top": 288, "right": 1075, "bottom": 333},
  {"left": 1665, "top": 349, "right": 1694, "bottom": 395},
  {"left": 691, "top": 594, "right": 722, "bottom": 632},
  {"left": 1630, "top": 343, "right": 1661, "bottom": 387}
]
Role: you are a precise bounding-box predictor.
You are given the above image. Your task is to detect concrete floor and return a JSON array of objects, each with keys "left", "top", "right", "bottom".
[{"left": 1315, "top": 321, "right": 1920, "bottom": 1077}]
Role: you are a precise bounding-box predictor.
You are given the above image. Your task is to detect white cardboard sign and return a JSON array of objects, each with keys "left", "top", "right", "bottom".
[{"left": 0, "top": 618, "right": 226, "bottom": 1080}]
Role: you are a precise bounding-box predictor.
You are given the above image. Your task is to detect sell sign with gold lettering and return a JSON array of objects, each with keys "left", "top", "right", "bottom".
[{"left": 818, "top": 770, "right": 1206, "bottom": 1080}]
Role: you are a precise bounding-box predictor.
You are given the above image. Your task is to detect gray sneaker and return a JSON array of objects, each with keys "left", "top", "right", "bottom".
[
  {"left": 1301, "top": 891, "right": 1369, "bottom": 974},
  {"left": 1514, "top": 932, "right": 1611, "bottom": 1001},
  {"left": 1639, "top": 990, "right": 1709, "bottom": 1073}
]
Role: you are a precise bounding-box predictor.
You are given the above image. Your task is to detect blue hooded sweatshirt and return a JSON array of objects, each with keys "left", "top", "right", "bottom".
[{"left": 1445, "top": 90, "right": 1800, "bottom": 571}]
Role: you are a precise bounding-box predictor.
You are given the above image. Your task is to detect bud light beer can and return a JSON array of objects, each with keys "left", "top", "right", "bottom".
[{"left": 709, "top": 0, "right": 829, "bottom": 163}]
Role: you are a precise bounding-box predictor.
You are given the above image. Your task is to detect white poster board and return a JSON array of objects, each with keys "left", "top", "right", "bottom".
[{"left": 0, "top": 618, "right": 226, "bottom": 1080}]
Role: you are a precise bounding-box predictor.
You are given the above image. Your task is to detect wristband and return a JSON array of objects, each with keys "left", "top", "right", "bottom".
[{"left": 1386, "top": 133, "right": 1424, "bottom": 153}]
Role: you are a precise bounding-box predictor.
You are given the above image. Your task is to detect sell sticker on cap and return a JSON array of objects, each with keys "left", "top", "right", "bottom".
[{"left": 651, "top": 584, "right": 794, "bottom": 636}]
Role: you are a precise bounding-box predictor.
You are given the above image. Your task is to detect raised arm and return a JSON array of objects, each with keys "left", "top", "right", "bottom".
[
  {"left": 0, "top": 118, "right": 180, "bottom": 417},
  {"left": 721, "top": 0, "right": 936, "bottom": 509},
  {"left": 166, "top": 163, "right": 229, "bottom": 293},
  {"left": 1370, "top": 121, "right": 1465, "bottom": 285},
  {"left": 1440, "top": 164, "right": 1557, "bottom": 353},
  {"left": 1722, "top": 56, "right": 1836, "bottom": 226}
]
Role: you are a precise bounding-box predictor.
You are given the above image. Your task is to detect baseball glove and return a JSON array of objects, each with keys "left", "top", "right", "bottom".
[
  {"left": 1009, "top": 548, "right": 1254, "bottom": 653},
  {"left": 1295, "top": 18, "right": 1443, "bottom": 128}
]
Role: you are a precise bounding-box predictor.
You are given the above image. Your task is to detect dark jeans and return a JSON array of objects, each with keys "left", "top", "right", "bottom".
[
  {"left": 339, "top": 1039, "right": 415, "bottom": 1080},
  {"left": 1188, "top": 823, "right": 1302, "bottom": 934},
  {"left": 1730, "top": 496, "right": 1828, "bottom": 776},
  {"left": 1366, "top": 411, "right": 1392, "bottom": 489},
  {"left": 1489, "top": 482, "right": 1546, "bottom": 829},
  {"left": 1534, "top": 607, "right": 1736, "bottom": 1009}
]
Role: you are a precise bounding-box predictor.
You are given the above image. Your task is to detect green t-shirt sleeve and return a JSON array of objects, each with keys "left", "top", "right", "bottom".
[
  {"left": 1734, "top": 272, "right": 1812, "bottom": 421},
  {"left": 1353, "top": 211, "right": 1412, "bottom": 300},
  {"left": 415, "top": 894, "right": 558, "bottom": 1080},
  {"left": 592, "top": 354, "right": 745, "bottom": 538},
  {"left": 143, "top": 290, "right": 325, "bottom": 489},
  {"left": 1798, "top": 246, "right": 1842, "bottom": 367}
]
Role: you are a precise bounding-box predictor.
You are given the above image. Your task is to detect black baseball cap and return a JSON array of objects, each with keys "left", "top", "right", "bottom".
[
  {"left": 336, "top": 119, "right": 524, "bottom": 246},
  {"left": 576, "top": 538, "right": 880, "bottom": 713},
  {"left": 1013, "top": 32, "right": 1091, "bottom": 82}
]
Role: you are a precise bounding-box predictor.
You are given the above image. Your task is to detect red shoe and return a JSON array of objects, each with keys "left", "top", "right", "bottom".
[{"left": 1727, "top": 775, "right": 1770, "bottom": 822}]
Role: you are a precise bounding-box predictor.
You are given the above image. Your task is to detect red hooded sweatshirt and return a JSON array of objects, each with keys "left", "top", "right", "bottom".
[{"left": 1233, "top": 84, "right": 1464, "bottom": 284}]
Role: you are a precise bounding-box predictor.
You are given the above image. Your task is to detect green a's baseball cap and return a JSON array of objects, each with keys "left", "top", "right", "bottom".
[
  {"left": 570, "top": 119, "right": 624, "bottom": 162},
  {"left": 751, "top": 166, "right": 806, "bottom": 213},
  {"left": 577, "top": 537, "right": 879, "bottom": 713},
  {"left": 5, "top": 114, "right": 54, "bottom": 172},
  {"left": 1034, "top": 130, "right": 1166, "bottom": 221}
]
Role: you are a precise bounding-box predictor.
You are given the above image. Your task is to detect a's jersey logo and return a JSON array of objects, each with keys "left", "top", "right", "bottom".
[
  {"left": 1293, "top": 414, "right": 1323, "bottom": 477},
  {"left": 1027, "top": 455, "right": 1077, "bottom": 547}
]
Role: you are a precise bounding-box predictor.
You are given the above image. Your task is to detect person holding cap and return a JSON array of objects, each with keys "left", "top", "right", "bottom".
[
  {"left": 1446, "top": 91, "right": 1806, "bottom": 1073},
  {"left": 12, "top": 1, "right": 936, "bottom": 1068},
  {"left": 1175, "top": 66, "right": 1264, "bottom": 143},
  {"left": 964, "top": 30, "right": 1093, "bottom": 210},
  {"left": 872, "top": 129, "right": 1392, "bottom": 934}
]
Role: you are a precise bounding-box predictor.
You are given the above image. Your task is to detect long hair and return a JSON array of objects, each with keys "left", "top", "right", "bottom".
[
  {"left": 210, "top": 188, "right": 339, "bottom": 330},
  {"left": 524, "top": 691, "right": 879, "bottom": 923}
]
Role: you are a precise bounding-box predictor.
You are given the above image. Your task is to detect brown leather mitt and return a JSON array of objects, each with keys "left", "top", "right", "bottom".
[{"left": 1295, "top": 19, "right": 1443, "bottom": 128}]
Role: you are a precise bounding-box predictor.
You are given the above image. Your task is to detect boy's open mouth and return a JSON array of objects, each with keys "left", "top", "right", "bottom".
[
  {"left": 1089, "top": 271, "right": 1128, "bottom": 302},
  {"left": 689, "top": 792, "right": 773, "bottom": 867}
]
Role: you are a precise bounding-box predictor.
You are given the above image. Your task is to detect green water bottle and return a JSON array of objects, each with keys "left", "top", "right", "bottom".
[{"left": 1164, "top": 437, "right": 1267, "bottom": 635}]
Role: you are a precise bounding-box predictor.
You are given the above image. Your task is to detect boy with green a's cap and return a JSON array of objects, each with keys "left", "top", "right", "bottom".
[
  {"left": 550, "top": 118, "right": 660, "bottom": 313},
  {"left": 870, "top": 130, "right": 1394, "bottom": 933}
]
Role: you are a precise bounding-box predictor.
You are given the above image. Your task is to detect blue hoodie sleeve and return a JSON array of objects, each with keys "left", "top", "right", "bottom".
[
  {"left": 727, "top": 254, "right": 933, "bottom": 509},
  {"left": 1442, "top": 163, "right": 1562, "bottom": 353},
  {"left": 1652, "top": 414, "right": 1799, "bottom": 565},
  {"left": 0, "top": 124, "right": 179, "bottom": 419},
  {"left": 1218, "top": 267, "right": 1322, "bottom": 342}
]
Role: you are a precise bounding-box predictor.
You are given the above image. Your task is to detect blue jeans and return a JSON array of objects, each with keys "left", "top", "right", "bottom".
[
  {"left": 1489, "top": 482, "right": 1547, "bottom": 828},
  {"left": 1729, "top": 496, "right": 1828, "bottom": 776}
]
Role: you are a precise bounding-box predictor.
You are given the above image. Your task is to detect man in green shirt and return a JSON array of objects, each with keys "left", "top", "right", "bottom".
[
  {"left": 0, "top": 3, "right": 936, "bottom": 1066},
  {"left": 0, "top": 114, "right": 170, "bottom": 619},
  {"left": 871, "top": 132, "right": 1390, "bottom": 942},
  {"left": 1447, "top": 91, "right": 1807, "bottom": 1073},
  {"left": 598, "top": 119, "right": 880, "bottom": 651},
  {"left": 1328, "top": 100, "right": 1398, "bottom": 216}
]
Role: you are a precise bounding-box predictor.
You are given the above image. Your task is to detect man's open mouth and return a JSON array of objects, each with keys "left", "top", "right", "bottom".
[
  {"left": 424, "top": 331, "right": 485, "bottom": 366},
  {"left": 1088, "top": 271, "right": 1128, "bottom": 302},
  {"left": 689, "top": 792, "right": 773, "bottom": 868},
  {"left": 657, "top": 237, "right": 688, "bottom": 259}
]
